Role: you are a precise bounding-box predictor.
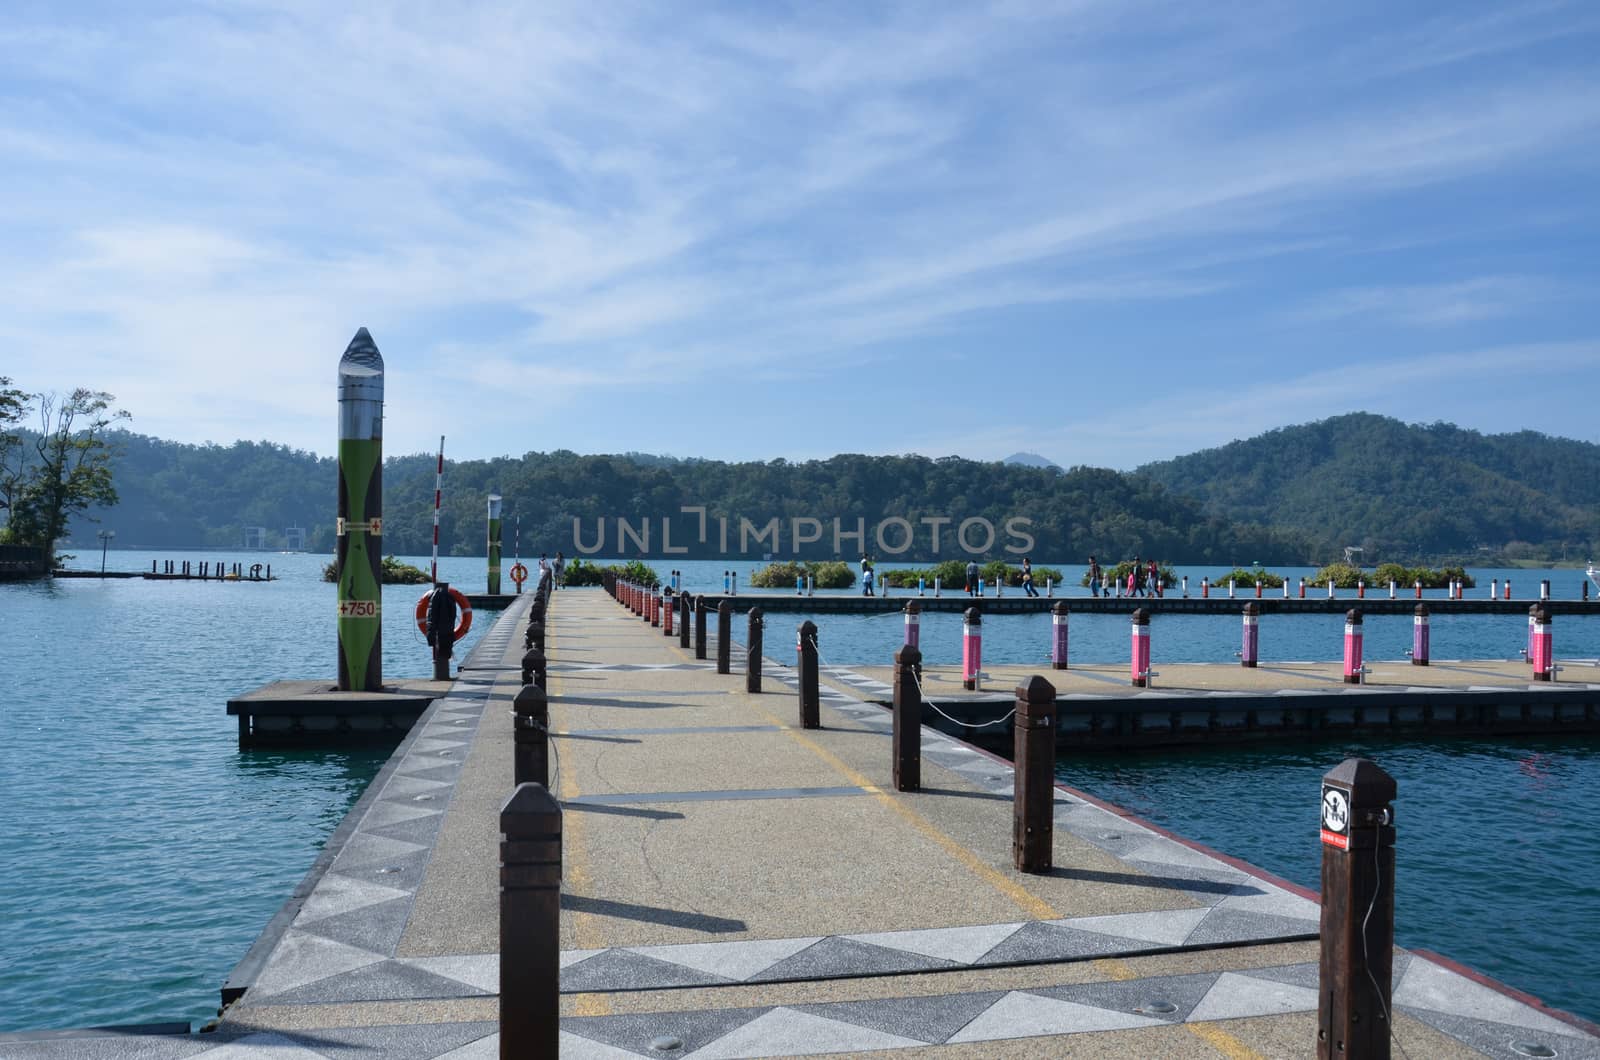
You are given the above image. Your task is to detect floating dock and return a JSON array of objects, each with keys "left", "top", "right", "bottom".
[{"left": 687, "top": 590, "right": 1600, "bottom": 615}]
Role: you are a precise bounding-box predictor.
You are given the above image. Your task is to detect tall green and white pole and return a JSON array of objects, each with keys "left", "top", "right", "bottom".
[
  {"left": 336, "top": 327, "right": 384, "bottom": 692},
  {"left": 487, "top": 493, "right": 503, "bottom": 594}
]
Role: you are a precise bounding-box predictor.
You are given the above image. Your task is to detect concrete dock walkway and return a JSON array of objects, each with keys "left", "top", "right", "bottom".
[{"left": 12, "top": 588, "right": 1599, "bottom": 1057}]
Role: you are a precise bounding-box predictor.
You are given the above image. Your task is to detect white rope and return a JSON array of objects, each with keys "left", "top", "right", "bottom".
[{"left": 806, "top": 634, "right": 1017, "bottom": 729}]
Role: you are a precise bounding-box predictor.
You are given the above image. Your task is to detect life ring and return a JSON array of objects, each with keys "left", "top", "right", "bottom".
[
  {"left": 414, "top": 587, "right": 473, "bottom": 642},
  {"left": 509, "top": 562, "right": 529, "bottom": 588}
]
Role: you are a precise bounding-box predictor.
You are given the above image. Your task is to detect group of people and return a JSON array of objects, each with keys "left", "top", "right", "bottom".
[
  {"left": 1086, "top": 555, "right": 1163, "bottom": 598},
  {"left": 537, "top": 551, "right": 565, "bottom": 589}
]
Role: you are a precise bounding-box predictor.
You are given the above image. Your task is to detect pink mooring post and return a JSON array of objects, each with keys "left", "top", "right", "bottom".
[
  {"left": 1343, "top": 609, "right": 1364, "bottom": 684},
  {"left": 961, "top": 607, "right": 982, "bottom": 691},
  {"left": 1240, "top": 603, "right": 1258, "bottom": 668},
  {"left": 1411, "top": 604, "right": 1429, "bottom": 666},
  {"left": 1527, "top": 605, "right": 1538, "bottom": 665},
  {"left": 1051, "top": 601, "right": 1069, "bottom": 670},
  {"left": 903, "top": 601, "right": 921, "bottom": 649},
  {"left": 1533, "top": 607, "right": 1553, "bottom": 681},
  {"left": 1131, "top": 608, "right": 1151, "bottom": 687}
]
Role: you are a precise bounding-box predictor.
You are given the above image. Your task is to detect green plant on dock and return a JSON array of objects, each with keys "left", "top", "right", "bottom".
[
  {"left": 1309, "top": 562, "right": 1364, "bottom": 588},
  {"left": 606, "top": 560, "right": 660, "bottom": 587},
  {"left": 320, "top": 555, "right": 431, "bottom": 584},
  {"left": 1210, "top": 566, "right": 1285, "bottom": 589},
  {"left": 1370, "top": 562, "right": 1476, "bottom": 589},
  {"left": 750, "top": 560, "right": 854, "bottom": 589},
  {"left": 561, "top": 558, "right": 603, "bottom": 586}
]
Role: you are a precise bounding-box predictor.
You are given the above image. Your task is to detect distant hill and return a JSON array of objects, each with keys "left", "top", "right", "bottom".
[
  {"left": 59, "top": 433, "right": 1304, "bottom": 563},
  {"left": 1003, "top": 451, "right": 1061, "bottom": 470},
  {"left": 1137, "top": 413, "right": 1600, "bottom": 563}
]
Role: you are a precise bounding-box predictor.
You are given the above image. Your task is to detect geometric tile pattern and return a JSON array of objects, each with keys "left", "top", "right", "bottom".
[{"left": 106, "top": 600, "right": 1584, "bottom": 1060}]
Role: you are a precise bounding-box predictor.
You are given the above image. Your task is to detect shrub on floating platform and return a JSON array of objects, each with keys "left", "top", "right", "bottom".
[
  {"left": 605, "top": 560, "right": 661, "bottom": 587},
  {"left": 563, "top": 558, "right": 604, "bottom": 586},
  {"left": 1210, "top": 566, "right": 1285, "bottom": 589},
  {"left": 750, "top": 560, "right": 854, "bottom": 589},
  {"left": 321, "top": 555, "right": 431, "bottom": 584},
  {"left": 1371, "top": 563, "right": 1476, "bottom": 589}
]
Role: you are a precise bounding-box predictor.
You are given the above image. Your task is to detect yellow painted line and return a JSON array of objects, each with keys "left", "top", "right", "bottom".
[
  {"left": 748, "top": 703, "right": 1059, "bottom": 922},
  {"left": 1094, "top": 957, "right": 1264, "bottom": 1058},
  {"left": 1186, "top": 1021, "right": 1268, "bottom": 1059},
  {"left": 544, "top": 606, "right": 613, "bottom": 1017}
]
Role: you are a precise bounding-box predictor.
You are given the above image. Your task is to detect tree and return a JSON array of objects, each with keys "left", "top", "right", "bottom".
[
  {"left": 0, "top": 377, "right": 30, "bottom": 531},
  {"left": 7, "top": 389, "right": 130, "bottom": 555}
]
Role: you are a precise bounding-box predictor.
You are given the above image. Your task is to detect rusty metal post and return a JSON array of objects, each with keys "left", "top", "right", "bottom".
[
  {"left": 798, "top": 620, "right": 820, "bottom": 729},
  {"left": 521, "top": 646, "right": 546, "bottom": 689},
  {"left": 893, "top": 645, "right": 922, "bottom": 791},
  {"left": 746, "top": 606, "right": 764, "bottom": 693},
  {"left": 499, "top": 783, "right": 561, "bottom": 1059},
  {"left": 694, "top": 595, "right": 708, "bottom": 660},
  {"left": 679, "top": 590, "right": 691, "bottom": 649},
  {"left": 513, "top": 685, "right": 549, "bottom": 788},
  {"left": 1013, "top": 675, "right": 1057, "bottom": 873},
  {"left": 1317, "top": 757, "right": 1396, "bottom": 1060},
  {"left": 716, "top": 599, "right": 733, "bottom": 675}
]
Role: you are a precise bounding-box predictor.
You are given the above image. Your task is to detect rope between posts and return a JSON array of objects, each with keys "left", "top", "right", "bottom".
[{"left": 805, "top": 634, "right": 1016, "bottom": 729}]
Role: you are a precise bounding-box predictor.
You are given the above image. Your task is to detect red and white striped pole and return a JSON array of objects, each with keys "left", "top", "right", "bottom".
[
  {"left": 663, "top": 589, "right": 674, "bottom": 636},
  {"left": 1343, "top": 609, "right": 1364, "bottom": 684},
  {"left": 431, "top": 435, "right": 444, "bottom": 585}
]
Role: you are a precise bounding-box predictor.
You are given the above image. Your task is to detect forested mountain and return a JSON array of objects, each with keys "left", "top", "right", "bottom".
[
  {"left": 59, "top": 433, "right": 1303, "bottom": 564},
  {"left": 1137, "top": 413, "right": 1600, "bottom": 564}
]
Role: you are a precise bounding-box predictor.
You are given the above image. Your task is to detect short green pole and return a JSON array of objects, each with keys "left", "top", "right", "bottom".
[
  {"left": 487, "top": 493, "right": 503, "bottom": 595},
  {"left": 337, "top": 327, "right": 384, "bottom": 692}
]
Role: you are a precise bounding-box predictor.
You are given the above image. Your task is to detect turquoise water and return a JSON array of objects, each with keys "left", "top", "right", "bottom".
[
  {"left": 2, "top": 553, "right": 1596, "bottom": 1032},
  {"left": 0, "top": 551, "right": 492, "bottom": 1033},
  {"left": 1059, "top": 738, "right": 1600, "bottom": 1023}
]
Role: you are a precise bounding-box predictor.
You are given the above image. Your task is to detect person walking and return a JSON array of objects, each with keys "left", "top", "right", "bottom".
[
  {"left": 554, "top": 551, "right": 566, "bottom": 590},
  {"left": 1147, "top": 558, "right": 1159, "bottom": 598},
  {"left": 861, "top": 556, "right": 875, "bottom": 597},
  {"left": 1087, "top": 556, "right": 1101, "bottom": 598},
  {"left": 965, "top": 559, "right": 980, "bottom": 596},
  {"left": 1130, "top": 556, "right": 1144, "bottom": 597},
  {"left": 1021, "top": 557, "right": 1039, "bottom": 597}
]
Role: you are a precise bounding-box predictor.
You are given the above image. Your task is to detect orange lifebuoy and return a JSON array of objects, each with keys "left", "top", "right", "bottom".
[
  {"left": 415, "top": 587, "right": 473, "bottom": 642},
  {"left": 509, "top": 562, "right": 529, "bottom": 587}
]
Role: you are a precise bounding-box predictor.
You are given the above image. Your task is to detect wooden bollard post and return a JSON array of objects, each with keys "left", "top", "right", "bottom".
[
  {"left": 1013, "top": 675, "right": 1057, "bottom": 873},
  {"left": 499, "top": 782, "right": 561, "bottom": 1059},
  {"left": 1411, "top": 604, "right": 1429, "bottom": 666},
  {"left": 694, "top": 595, "right": 708, "bottom": 660},
  {"left": 745, "top": 606, "right": 764, "bottom": 693},
  {"left": 1050, "top": 601, "right": 1069, "bottom": 670},
  {"left": 513, "top": 685, "right": 549, "bottom": 787},
  {"left": 1317, "top": 757, "right": 1396, "bottom": 1060},
  {"left": 1240, "top": 602, "right": 1259, "bottom": 668},
  {"left": 679, "top": 590, "right": 691, "bottom": 649},
  {"left": 797, "top": 620, "right": 820, "bottom": 729},
  {"left": 716, "top": 599, "right": 733, "bottom": 675},
  {"left": 893, "top": 645, "right": 922, "bottom": 792},
  {"left": 521, "top": 646, "right": 546, "bottom": 689}
]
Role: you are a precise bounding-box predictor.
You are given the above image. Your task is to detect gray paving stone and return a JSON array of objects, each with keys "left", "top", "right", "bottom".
[
  {"left": 1235, "top": 960, "right": 1320, "bottom": 991},
  {"left": 1402, "top": 1007, "right": 1600, "bottom": 1060},
  {"left": 1054, "top": 907, "right": 1210, "bottom": 948},
  {"left": 948, "top": 990, "right": 1167, "bottom": 1042},
  {"left": 363, "top": 811, "right": 447, "bottom": 848},
  {"left": 845, "top": 922, "right": 1023, "bottom": 965},
  {"left": 247, "top": 931, "right": 385, "bottom": 1000},
  {"left": 191, "top": 1030, "right": 331, "bottom": 1058},
  {"left": 976, "top": 920, "right": 1145, "bottom": 966},
  {"left": 328, "top": 848, "right": 433, "bottom": 889},
  {"left": 296, "top": 895, "right": 414, "bottom": 956},
  {"left": 625, "top": 936, "right": 821, "bottom": 982},
  {"left": 0, "top": 1032, "right": 211, "bottom": 1059},
  {"left": 240, "top": 1022, "right": 498, "bottom": 1060},
  {"left": 749, "top": 936, "right": 956, "bottom": 982},
  {"left": 394, "top": 762, "right": 463, "bottom": 784},
  {"left": 1395, "top": 957, "right": 1592, "bottom": 1040},
  {"left": 562, "top": 1006, "right": 770, "bottom": 1057},
  {"left": 1027, "top": 971, "right": 1221, "bottom": 1023},
  {"left": 687, "top": 1008, "right": 924, "bottom": 1058},
  {"left": 261, "top": 959, "right": 487, "bottom": 1005},
  {"left": 292, "top": 874, "right": 410, "bottom": 927},
  {"left": 1186, "top": 970, "right": 1318, "bottom": 1022},
  {"left": 793, "top": 990, "right": 1008, "bottom": 1044},
  {"left": 560, "top": 948, "right": 733, "bottom": 993},
  {"left": 330, "top": 832, "right": 430, "bottom": 873},
  {"left": 1184, "top": 907, "right": 1320, "bottom": 947}
]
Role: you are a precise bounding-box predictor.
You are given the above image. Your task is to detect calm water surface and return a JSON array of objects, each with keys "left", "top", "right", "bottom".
[{"left": 2, "top": 554, "right": 1596, "bottom": 1030}]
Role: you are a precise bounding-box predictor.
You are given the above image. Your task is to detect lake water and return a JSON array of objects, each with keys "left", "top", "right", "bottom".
[{"left": 2, "top": 552, "right": 1596, "bottom": 1031}]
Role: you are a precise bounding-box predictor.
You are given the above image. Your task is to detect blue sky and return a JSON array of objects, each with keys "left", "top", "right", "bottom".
[{"left": 3, "top": 1, "right": 1598, "bottom": 468}]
